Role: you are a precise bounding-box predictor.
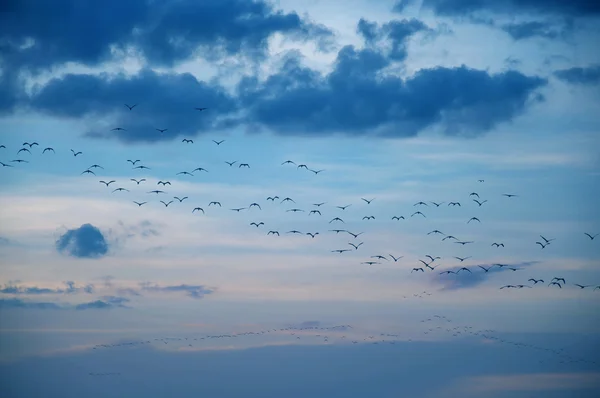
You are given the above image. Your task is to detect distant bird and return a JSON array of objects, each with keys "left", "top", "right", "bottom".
[
  {"left": 473, "top": 199, "right": 487, "bottom": 206},
  {"left": 332, "top": 249, "right": 351, "bottom": 253},
  {"left": 127, "top": 160, "right": 141, "bottom": 165},
  {"left": 192, "top": 207, "right": 205, "bottom": 214},
  {"left": 267, "top": 231, "right": 279, "bottom": 236},
  {"left": 281, "top": 160, "right": 295, "bottom": 165},
  {"left": 362, "top": 198, "right": 374, "bottom": 204},
  {"left": 81, "top": 169, "right": 96, "bottom": 175},
  {"left": 266, "top": 196, "right": 279, "bottom": 201},
  {"left": 112, "top": 188, "right": 129, "bottom": 192},
  {"left": 457, "top": 267, "right": 471, "bottom": 273},
  {"left": 182, "top": 139, "right": 194, "bottom": 144},
  {"left": 213, "top": 140, "right": 225, "bottom": 145},
  {"left": 148, "top": 190, "right": 165, "bottom": 194},
  {"left": 309, "top": 169, "right": 324, "bottom": 174},
  {"left": 133, "top": 165, "right": 150, "bottom": 170},
  {"left": 478, "top": 179, "right": 484, "bottom": 182},
  {"left": 411, "top": 211, "right": 426, "bottom": 218},
  {"left": 156, "top": 128, "right": 168, "bottom": 133},
  {"left": 23, "top": 142, "right": 38, "bottom": 147},
  {"left": 362, "top": 261, "right": 380, "bottom": 265},
  {"left": 89, "top": 164, "right": 104, "bottom": 169},
  {"left": 297, "top": 164, "right": 308, "bottom": 169},
  {"left": 391, "top": 216, "right": 405, "bottom": 220},
  {"left": 455, "top": 241, "right": 474, "bottom": 245},
  {"left": 536, "top": 241, "right": 548, "bottom": 249},
  {"left": 467, "top": 217, "right": 480, "bottom": 223},
  {"left": 71, "top": 149, "right": 82, "bottom": 156},
  {"left": 42, "top": 147, "right": 55, "bottom": 153},
  {"left": 491, "top": 243, "right": 504, "bottom": 247},
  {"left": 309, "top": 210, "right": 321, "bottom": 215},
  {"left": 306, "top": 232, "right": 319, "bottom": 238},
  {"left": 362, "top": 216, "right": 375, "bottom": 220},
  {"left": 454, "top": 257, "right": 471, "bottom": 262},
  {"left": 372, "top": 255, "right": 388, "bottom": 260},
  {"left": 469, "top": 192, "right": 479, "bottom": 198},
  {"left": 239, "top": 163, "right": 250, "bottom": 168},
  {"left": 442, "top": 235, "right": 458, "bottom": 241},
  {"left": 539, "top": 235, "right": 555, "bottom": 244},
  {"left": 548, "top": 282, "right": 562, "bottom": 288},
  {"left": 440, "top": 270, "right": 456, "bottom": 275},
  {"left": 133, "top": 201, "right": 146, "bottom": 207},
  {"left": 157, "top": 181, "right": 171, "bottom": 186},
  {"left": 225, "top": 161, "right": 237, "bottom": 167},
  {"left": 336, "top": 205, "right": 351, "bottom": 210},
  {"left": 0, "top": 161, "right": 13, "bottom": 167},
  {"left": 528, "top": 279, "right": 544, "bottom": 284},
  {"left": 174, "top": 196, "right": 188, "bottom": 203},
  {"left": 160, "top": 200, "right": 174, "bottom": 207},
  {"left": 249, "top": 203, "right": 261, "bottom": 210},
  {"left": 313, "top": 202, "right": 326, "bottom": 207},
  {"left": 231, "top": 208, "right": 246, "bottom": 212},
  {"left": 11, "top": 159, "right": 28, "bottom": 163},
  {"left": 329, "top": 217, "right": 344, "bottom": 223},
  {"left": 99, "top": 180, "right": 116, "bottom": 186},
  {"left": 425, "top": 255, "right": 440, "bottom": 262},
  {"left": 412, "top": 268, "right": 424, "bottom": 273},
  {"left": 347, "top": 231, "right": 363, "bottom": 238},
  {"left": 17, "top": 148, "right": 31, "bottom": 154},
  {"left": 478, "top": 266, "right": 491, "bottom": 272},
  {"left": 500, "top": 285, "right": 516, "bottom": 289},
  {"left": 329, "top": 229, "right": 346, "bottom": 233},
  {"left": 250, "top": 222, "right": 264, "bottom": 227},
  {"left": 502, "top": 194, "right": 518, "bottom": 198},
  {"left": 287, "top": 208, "right": 304, "bottom": 213},
  {"left": 348, "top": 242, "right": 363, "bottom": 250},
  {"left": 584, "top": 233, "right": 599, "bottom": 240},
  {"left": 195, "top": 107, "right": 207, "bottom": 111},
  {"left": 448, "top": 202, "right": 461, "bottom": 206},
  {"left": 111, "top": 127, "right": 126, "bottom": 131},
  {"left": 177, "top": 171, "right": 193, "bottom": 176},
  {"left": 552, "top": 277, "right": 566, "bottom": 284},
  {"left": 414, "top": 202, "right": 428, "bottom": 206},
  {"left": 574, "top": 284, "right": 591, "bottom": 289},
  {"left": 389, "top": 255, "right": 403, "bottom": 262},
  {"left": 124, "top": 104, "right": 137, "bottom": 110},
  {"left": 427, "top": 230, "right": 444, "bottom": 236},
  {"left": 209, "top": 201, "right": 221, "bottom": 207},
  {"left": 131, "top": 179, "right": 146, "bottom": 185}
]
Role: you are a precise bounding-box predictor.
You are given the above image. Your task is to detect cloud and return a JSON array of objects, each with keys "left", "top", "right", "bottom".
[
  {"left": 55, "top": 223, "right": 109, "bottom": 259},
  {"left": 356, "top": 18, "right": 430, "bottom": 61},
  {"left": 236, "top": 47, "right": 547, "bottom": 137},
  {"left": 0, "top": 281, "right": 94, "bottom": 295},
  {"left": 500, "top": 21, "right": 563, "bottom": 40},
  {"left": 75, "top": 296, "right": 130, "bottom": 310},
  {"left": 430, "top": 261, "right": 540, "bottom": 290},
  {"left": 0, "top": 298, "right": 63, "bottom": 310},
  {"left": 554, "top": 65, "right": 600, "bottom": 85},
  {"left": 139, "top": 282, "right": 214, "bottom": 299},
  {"left": 408, "top": 0, "right": 600, "bottom": 17}
]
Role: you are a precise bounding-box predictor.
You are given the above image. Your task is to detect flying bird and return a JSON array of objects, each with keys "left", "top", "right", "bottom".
[
  {"left": 267, "top": 231, "right": 279, "bottom": 236},
  {"left": 249, "top": 203, "right": 261, "bottom": 210},
  {"left": 478, "top": 266, "right": 491, "bottom": 272},
  {"left": 336, "top": 205, "right": 351, "bottom": 210},
  {"left": 134, "top": 165, "right": 150, "bottom": 170},
  {"left": 148, "top": 190, "right": 165, "bottom": 194},
  {"left": 127, "top": 160, "right": 141, "bottom": 165},
  {"left": 391, "top": 216, "right": 405, "bottom": 220},
  {"left": 448, "top": 202, "right": 461, "bottom": 206},
  {"left": 174, "top": 196, "right": 188, "bottom": 203},
  {"left": 239, "top": 163, "right": 250, "bottom": 168},
  {"left": 411, "top": 211, "right": 426, "bottom": 218},
  {"left": 99, "top": 180, "right": 116, "bottom": 186},
  {"left": 81, "top": 169, "right": 96, "bottom": 175},
  {"left": 442, "top": 235, "right": 458, "bottom": 241},
  {"left": 491, "top": 243, "right": 505, "bottom": 247},
  {"left": 231, "top": 208, "right": 246, "bottom": 212},
  {"left": 309, "top": 210, "right": 321, "bottom": 215},
  {"left": 473, "top": 199, "right": 487, "bottom": 206},
  {"left": 0, "top": 161, "right": 14, "bottom": 167},
  {"left": 156, "top": 128, "right": 168, "bottom": 133},
  {"left": 329, "top": 217, "right": 344, "bottom": 223},
  {"left": 528, "top": 279, "right": 544, "bottom": 284},
  {"left": 467, "top": 217, "right": 481, "bottom": 223},
  {"left": 111, "top": 127, "right": 126, "bottom": 131},
  {"left": 427, "top": 230, "right": 444, "bottom": 236},
  {"left": 347, "top": 231, "right": 363, "bottom": 238},
  {"left": 552, "top": 277, "right": 566, "bottom": 284},
  {"left": 133, "top": 201, "right": 146, "bottom": 207},
  {"left": 212, "top": 140, "right": 225, "bottom": 145},
  {"left": 502, "top": 194, "right": 518, "bottom": 198},
  {"left": 313, "top": 202, "right": 326, "bottom": 207},
  {"left": 70, "top": 149, "right": 82, "bottom": 156},
  {"left": 17, "top": 148, "right": 31, "bottom": 154},
  {"left": 411, "top": 268, "right": 424, "bottom": 273},
  {"left": 535, "top": 241, "right": 548, "bottom": 249},
  {"left": 11, "top": 159, "right": 28, "bottom": 163},
  {"left": 455, "top": 241, "right": 474, "bottom": 245},
  {"left": 361, "top": 198, "right": 374, "bottom": 204},
  {"left": 348, "top": 242, "right": 363, "bottom": 250},
  {"left": 225, "top": 161, "right": 237, "bottom": 166},
  {"left": 131, "top": 179, "right": 146, "bottom": 185},
  {"left": 160, "top": 201, "right": 174, "bottom": 207},
  {"left": 195, "top": 107, "right": 207, "bottom": 111},
  {"left": 112, "top": 188, "right": 129, "bottom": 192},
  {"left": 250, "top": 222, "right": 264, "bottom": 227},
  {"left": 414, "top": 202, "right": 428, "bottom": 206},
  {"left": 584, "top": 233, "right": 599, "bottom": 240},
  {"left": 281, "top": 160, "right": 295, "bottom": 165},
  {"left": 287, "top": 208, "right": 304, "bottom": 213},
  {"left": 362, "top": 216, "right": 375, "bottom": 220},
  {"left": 192, "top": 207, "right": 205, "bottom": 214},
  {"left": 192, "top": 167, "right": 208, "bottom": 173},
  {"left": 574, "top": 284, "right": 592, "bottom": 289},
  {"left": 177, "top": 171, "right": 193, "bottom": 176},
  {"left": 440, "top": 270, "right": 456, "bottom": 275},
  {"left": 182, "top": 139, "right": 194, "bottom": 144},
  {"left": 332, "top": 249, "right": 351, "bottom": 253},
  {"left": 306, "top": 232, "right": 319, "bottom": 238},
  {"left": 157, "top": 181, "right": 171, "bottom": 186},
  {"left": 309, "top": 169, "right": 324, "bottom": 174},
  {"left": 539, "top": 235, "right": 555, "bottom": 244},
  {"left": 548, "top": 282, "right": 562, "bottom": 288},
  {"left": 42, "top": 147, "right": 55, "bottom": 153},
  {"left": 124, "top": 104, "right": 137, "bottom": 110},
  {"left": 362, "top": 261, "right": 380, "bottom": 265},
  {"left": 389, "top": 255, "right": 403, "bottom": 262},
  {"left": 457, "top": 267, "right": 472, "bottom": 274},
  {"left": 209, "top": 201, "right": 221, "bottom": 207}
]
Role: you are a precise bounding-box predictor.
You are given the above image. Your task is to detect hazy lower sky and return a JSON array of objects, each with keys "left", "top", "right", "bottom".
[{"left": 1, "top": 1, "right": 599, "bottom": 397}]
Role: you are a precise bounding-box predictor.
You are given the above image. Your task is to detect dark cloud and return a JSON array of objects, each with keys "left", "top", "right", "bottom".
[
  {"left": 29, "top": 68, "right": 238, "bottom": 143},
  {"left": 554, "top": 65, "right": 600, "bottom": 85},
  {"left": 500, "top": 21, "right": 563, "bottom": 40},
  {"left": 0, "top": 298, "right": 62, "bottom": 310},
  {"left": 409, "top": 0, "right": 600, "bottom": 17},
  {"left": 356, "top": 18, "right": 430, "bottom": 61},
  {"left": 75, "top": 296, "right": 130, "bottom": 310},
  {"left": 236, "top": 47, "right": 547, "bottom": 137},
  {"left": 0, "top": 236, "right": 10, "bottom": 245},
  {"left": 0, "top": 281, "right": 94, "bottom": 295},
  {"left": 139, "top": 282, "right": 214, "bottom": 299},
  {"left": 430, "top": 261, "right": 539, "bottom": 290},
  {"left": 55, "top": 224, "right": 109, "bottom": 259},
  {"left": 0, "top": 0, "right": 332, "bottom": 71}
]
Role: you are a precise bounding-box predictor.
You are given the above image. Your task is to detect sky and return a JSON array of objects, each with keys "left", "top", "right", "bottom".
[{"left": 1, "top": 0, "right": 600, "bottom": 397}]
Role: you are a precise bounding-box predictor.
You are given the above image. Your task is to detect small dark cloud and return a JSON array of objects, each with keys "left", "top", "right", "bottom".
[
  {"left": 55, "top": 224, "right": 109, "bottom": 259},
  {"left": 0, "top": 281, "right": 94, "bottom": 295},
  {"left": 554, "top": 65, "right": 600, "bottom": 85},
  {"left": 430, "top": 261, "right": 539, "bottom": 291},
  {"left": 0, "top": 298, "right": 63, "bottom": 310},
  {"left": 415, "top": 0, "right": 600, "bottom": 17},
  {"left": 74, "top": 296, "right": 130, "bottom": 310},
  {"left": 139, "top": 282, "right": 214, "bottom": 299}
]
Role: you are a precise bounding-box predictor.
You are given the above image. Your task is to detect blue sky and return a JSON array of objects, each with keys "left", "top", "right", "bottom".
[{"left": 1, "top": 0, "right": 600, "bottom": 397}]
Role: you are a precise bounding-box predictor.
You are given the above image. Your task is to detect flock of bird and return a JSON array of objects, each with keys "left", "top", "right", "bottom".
[{"left": 1, "top": 130, "right": 598, "bottom": 293}]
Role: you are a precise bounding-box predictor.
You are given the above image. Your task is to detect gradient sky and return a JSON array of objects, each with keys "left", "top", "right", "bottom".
[{"left": 1, "top": 1, "right": 600, "bottom": 397}]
